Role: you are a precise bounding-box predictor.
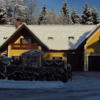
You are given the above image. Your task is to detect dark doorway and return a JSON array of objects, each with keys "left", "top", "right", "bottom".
[
  {"left": 67, "top": 53, "right": 82, "bottom": 71},
  {"left": 88, "top": 56, "right": 100, "bottom": 71}
]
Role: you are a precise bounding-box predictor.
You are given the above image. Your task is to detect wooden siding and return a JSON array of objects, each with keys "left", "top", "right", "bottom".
[{"left": 85, "top": 28, "right": 100, "bottom": 71}]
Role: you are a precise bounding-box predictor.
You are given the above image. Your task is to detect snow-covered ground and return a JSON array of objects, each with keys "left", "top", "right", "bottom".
[
  {"left": 0, "top": 71, "right": 100, "bottom": 89},
  {"left": 0, "top": 71, "right": 100, "bottom": 100}
]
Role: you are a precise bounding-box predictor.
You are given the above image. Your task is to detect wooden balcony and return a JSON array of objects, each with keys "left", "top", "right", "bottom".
[{"left": 10, "top": 43, "right": 38, "bottom": 50}]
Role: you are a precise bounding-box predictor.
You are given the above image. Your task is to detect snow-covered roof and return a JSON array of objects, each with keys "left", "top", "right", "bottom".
[
  {"left": 0, "top": 25, "right": 15, "bottom": 47},
  {"left": 28, "top": 25, "right": 96, "bottom": 50},
  {"left": 0, "top": 24, "right": 97, "bottom": 50}
]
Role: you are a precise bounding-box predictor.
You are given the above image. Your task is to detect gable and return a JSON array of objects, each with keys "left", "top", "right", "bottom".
[
  {"left": 14, "top": 29, "right": 37, "bottom": 44},
  {"left": 76, "top": 24, "right": 100, "bottom": 50},
  {"left": 0, "top": 24, "right": 49, "bottom": 52},
  {"left": 85, "top": 27, "right": 100, "bottom": 54},
  {"left": 0, "top": 25, "right": 24, "bottom": 52},
  {"left": 86, "top": 29, "right": 100, "bottom": 45}
]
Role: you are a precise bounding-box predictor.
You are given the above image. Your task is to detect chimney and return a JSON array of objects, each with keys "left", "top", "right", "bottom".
[{"left": 16, "top": 19, "right": 21, "bottom": 29}]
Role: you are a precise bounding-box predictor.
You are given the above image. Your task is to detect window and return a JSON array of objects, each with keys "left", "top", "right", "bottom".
[
  {"left": 20, "top": 38, "right": 32, "bottom": 44},
  {"left": 48, "top": 37, "right": 53, "bottom": 40},
  {"left": 12, "top": 56, "right": 22, "bottom": 64},
  {"left": 20, "top": 38, "right": 22, "bottom": 44},
  {"left": 68, "top": 36, "right": 74, "bottom": 40},
  {"left": 24, "top": 38, "right": 31, "bottom": 43},
  {"left": 53, "top": 56, "right": 62, "bottom": 60},
  {"left": 3, "top": 37, "right": 7, "bottom": 39}
]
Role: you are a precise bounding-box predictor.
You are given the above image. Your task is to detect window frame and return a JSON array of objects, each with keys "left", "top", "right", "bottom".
[
  {"left": 53, "top": 56, "right": 62, "bottom": 60},
  {"left": 20, "top": 38, "right": 32, "bottom": 44},
  {"left": 12, "top": 56, "right": 21, "bottom": 64}
]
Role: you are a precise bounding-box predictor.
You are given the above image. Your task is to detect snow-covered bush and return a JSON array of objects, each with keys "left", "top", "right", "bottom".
[
  {"left": 6, "top": 66, "right": 68, "bottom": 82},
  {"left": 0, "top": 65, "right": 6, "bottom": 79}
]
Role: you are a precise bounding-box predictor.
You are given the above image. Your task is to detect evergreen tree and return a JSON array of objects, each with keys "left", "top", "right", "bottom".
[
  {"left": 0, "top": 0, "right": 9, "bottom": 24},
  {"left": 81, "top": 2, "right": 93, "bottom": 25},
  {"left": 24, "top": 0, "right": 39, "bottom": 25},
  {"left": 61, "top": 0, "right": 73, "bottom": 25},
  {"left": 92, "top": 5, "right": 100, "bottom": 24},
  {"left": 0, "top": 0, "right": 3, "bottom": 8},
  {"left": 11, "top": 0, "right": 27, "bottom": 20},
  {"left": 71, "top": 7, "right": 80, "bottom": 24},
  {"left": 4, "top": 0, "right": 13, "bottom": 24},
  {"left": 38, "top": 3, "right": 49, "bottom": 25},
  {"left": 55, "top": 14, "right": 62, "bottom": 25},
  {"left": 47, "top": 8, "right": 57, "bottom": 24},
  {"left": 4, "top": 0, "right": 12, "bottom": 18}
]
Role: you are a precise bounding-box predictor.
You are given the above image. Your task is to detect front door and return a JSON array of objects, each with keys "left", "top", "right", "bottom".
[{"left": 67, "top": 53, "right": 82, "bottom": 71}]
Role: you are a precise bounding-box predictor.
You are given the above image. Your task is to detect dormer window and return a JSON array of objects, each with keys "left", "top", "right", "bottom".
[
  {"left": 48, "top": 37, "right": 53, "bottom": 39},
  {"left": 68, "top": 36, "right": 74, "bottom": 40},
  {"left": 3, "top": 37, "right": 7, "bottom": 39}
]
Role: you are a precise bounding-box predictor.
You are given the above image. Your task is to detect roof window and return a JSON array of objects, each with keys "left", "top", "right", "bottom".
[
  {"left": 68, "top": 36, "right": 74, "bottom": 40},
  {"left": 48, "top": 37, "right": 53, "bottom": 39},
  {"left": 3, "top": 37, "right": 7, "bottom": 39}
]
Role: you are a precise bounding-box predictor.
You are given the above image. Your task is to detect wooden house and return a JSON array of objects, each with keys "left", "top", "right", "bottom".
[{"left": 0, "top": 19, "right": 100, "bottom": 71}]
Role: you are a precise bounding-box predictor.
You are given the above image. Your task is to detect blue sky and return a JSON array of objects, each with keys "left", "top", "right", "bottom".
[{"left": 37, "top": 0, "right": 100, "bottom": 17}]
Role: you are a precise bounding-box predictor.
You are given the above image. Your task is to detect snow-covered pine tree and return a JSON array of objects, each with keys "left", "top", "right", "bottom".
[
  {"left": 11, "top": 0, "right": 27, "bottom": 21},
  {"left": 61, "top": 0, "right": 73, "bottom": 25},
  {"left": 81, "top": 2, "right": 93, "bottom": 25},
  {"left": 4, "top": 0, "right": 12, "bottom": 18},
  {"left": 0, "top": 0, "right": 3, "bottom": 8},
  {"left": 38, "top": 3, "right": 49, "bottom": 25},
  {"left": 4, "top": 0, "right": 13, "bottom": 24},
  {"left": 23, "top": 10, "right": 31, "bottom": 24},
  {"left": 56, "top": 14, "right": 63, "bottom": 25},
  {"left": 24, "top": 0, "right": 39, "bottom": 25},
  {"left": 0, "top": 0, "right": 9, "bottom": 24},
  {"left": 47, "top": 8, "right": 57, "bottom": 24},
  {"left": 92, "top": 5, "right": 100, "bottom": 24},
  {"left": 71, "top": 7, "right": 80, "bottom": 24}
]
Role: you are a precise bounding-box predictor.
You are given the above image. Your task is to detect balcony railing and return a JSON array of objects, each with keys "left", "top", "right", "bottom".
[
  {"left": 10, "top": 43, "right": 38, "bottom": 50},
  {"left": 44, "top": 59, "right": 64, "bottom": 67}
]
